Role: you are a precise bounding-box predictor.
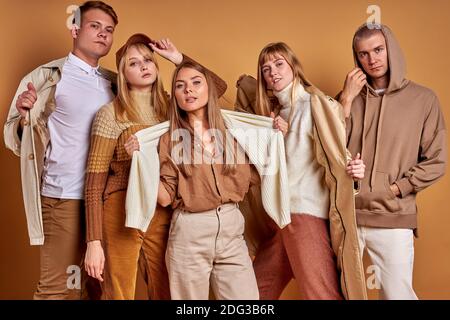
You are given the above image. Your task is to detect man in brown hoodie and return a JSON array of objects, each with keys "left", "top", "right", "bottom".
[{"left": 339, "top": 24, "right": 447, "bottom": 299}]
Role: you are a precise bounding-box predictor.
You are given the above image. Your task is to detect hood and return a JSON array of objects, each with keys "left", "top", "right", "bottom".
[{"left": 352, "top": 24, "right": 408, "bottom": 94}]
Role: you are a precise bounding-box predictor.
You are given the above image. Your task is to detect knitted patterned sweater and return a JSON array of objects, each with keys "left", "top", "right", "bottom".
[{"left": 85, "top": 91, "right": 160, "bottom": 242}]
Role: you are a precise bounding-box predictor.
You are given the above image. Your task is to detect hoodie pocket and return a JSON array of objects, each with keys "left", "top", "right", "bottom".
[
  {"left": 383, "top": 172, "right": 398, "bottom": 200},
  {"left": 355, "top": 172, "right": 400, "bottom": 213}
]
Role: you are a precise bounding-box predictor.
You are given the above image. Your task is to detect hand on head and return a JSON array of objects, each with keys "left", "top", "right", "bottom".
[{"left": 149, "top": 38, "right": 183, "bottom": 65}]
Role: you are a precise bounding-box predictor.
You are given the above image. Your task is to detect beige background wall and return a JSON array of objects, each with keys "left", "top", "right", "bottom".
[{"left": 0, "top": 0, "right": 449, "bottom": 299}]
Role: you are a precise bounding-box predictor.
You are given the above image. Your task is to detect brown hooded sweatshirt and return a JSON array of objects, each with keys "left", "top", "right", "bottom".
[{"left": 344, "top": 24, "right": 447, "bottom": 231}]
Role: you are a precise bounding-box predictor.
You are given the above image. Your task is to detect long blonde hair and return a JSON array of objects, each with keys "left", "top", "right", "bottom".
[
  {"left": 168, "top": 60, "right": 236, "bottom": 175},
  {"left": 114, "top": 43, "right": 168, "bottom": 123},
  {"left": 256, "top": 42, "right": 309, "bottom": 123}
]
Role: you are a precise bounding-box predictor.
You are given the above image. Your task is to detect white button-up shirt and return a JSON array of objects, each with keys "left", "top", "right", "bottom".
[{"left": 41, "top": 52, "right": 114, "bottom": 199}]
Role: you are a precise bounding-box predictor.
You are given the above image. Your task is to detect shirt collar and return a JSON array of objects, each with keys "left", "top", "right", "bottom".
[{"left": 67, "top": 52, "right": 101, "bottom": 76}]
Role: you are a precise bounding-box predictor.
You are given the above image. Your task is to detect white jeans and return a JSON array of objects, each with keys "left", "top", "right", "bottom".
[{"left": 357, "top": 226, "right": 418, "bottom": 300}]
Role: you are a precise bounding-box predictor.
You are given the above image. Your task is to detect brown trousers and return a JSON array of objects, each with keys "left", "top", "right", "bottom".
[
  {"left": 34, "top": 196, "right": 101, "bottom": 300},
  {"left": 102, "top": 191, "right": 171, "bottom": 300},
  {"left": 253, "top": 213, "right": 343, "bottom": 300}
]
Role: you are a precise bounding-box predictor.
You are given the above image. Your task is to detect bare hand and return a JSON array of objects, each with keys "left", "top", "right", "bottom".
[
  {"left": 84, "top": 240, "right": 105, "bottom": 282},
  {"left": 16, "top": 82, "right": 37, "bottom": 117},
  {"left": 149, "top": 38, "right": 183, "bottom": 65},
  {"left": 346, "top": 152, "right": 365, "bottom": 180},
  {"left": 341, "top": 68, "right": 367, "bottom": 105},
  {"left": 390, "top": 184, "right": 401, "bottom": 197},
  {"left": 270, "top": 112, "right": 288, "bottom": 137},
  {"left": 124, "top": 134, "right": 140, "bottom": 157}
]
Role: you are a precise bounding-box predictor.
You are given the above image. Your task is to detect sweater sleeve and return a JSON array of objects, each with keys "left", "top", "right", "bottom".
[
  {"left": 85, "top": 105, "right": 119, "bottom": 242},
  {"left": 395, "top": 94, "right": 447, "bottom": 197}
]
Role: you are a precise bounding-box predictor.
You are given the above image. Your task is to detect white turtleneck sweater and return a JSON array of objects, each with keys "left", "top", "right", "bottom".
[{"left": 274, "top": 82, "right": 330, "bottom": 219}]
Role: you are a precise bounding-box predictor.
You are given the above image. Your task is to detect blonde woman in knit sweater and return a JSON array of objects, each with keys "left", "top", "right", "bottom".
[
  {"left": 245, "top": 42, "right": 366, "bottom": 299},
  {"left": 83, "top": 34, "right": 226, "bottom": 299}
]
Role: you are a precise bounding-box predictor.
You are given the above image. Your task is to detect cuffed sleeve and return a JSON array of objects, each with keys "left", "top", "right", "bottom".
[{"left": 394, "top": 178, "right": 414, "bottom": 198}]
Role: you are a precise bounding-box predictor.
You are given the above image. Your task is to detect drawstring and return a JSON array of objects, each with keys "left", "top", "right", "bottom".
[
  {"left": 362, "top": 85, "right": 387, "bottom": 191},
  {"left": 370, "top": 94, "right": 387, "bottom": 191},
  {"left": 361, "top": 87, "right": 369, "bottom": 187}
]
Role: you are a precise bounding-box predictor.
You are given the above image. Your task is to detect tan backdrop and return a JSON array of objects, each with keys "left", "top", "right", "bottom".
[{"left": 0, "top": 0, "right": 449, "bottom": 299}]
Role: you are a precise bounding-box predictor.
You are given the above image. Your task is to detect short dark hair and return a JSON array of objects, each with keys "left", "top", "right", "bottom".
[{"left": 72, "top": 1, "right": 118, "bottom": 27}]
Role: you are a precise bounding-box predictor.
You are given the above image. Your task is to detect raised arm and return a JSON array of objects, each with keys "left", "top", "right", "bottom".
[
  {"left": 150, "top": 38, "right": 227, "bottom": 98},
  {"left": 338, "top": 67, "right": 367, "bottom": 119}
]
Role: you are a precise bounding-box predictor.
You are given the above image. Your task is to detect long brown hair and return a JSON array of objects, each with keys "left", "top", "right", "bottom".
[
  {"left": 168, "top": 60, "right": 236, "bottom": 175},
  {"left": 114, "top": 43, "right": 168, "bottom": 123},
  {"left": 256, "top": 42, "right": 309, "bottom": 123}
]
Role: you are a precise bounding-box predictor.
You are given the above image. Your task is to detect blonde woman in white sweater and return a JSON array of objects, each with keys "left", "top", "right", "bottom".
[{"left": 250, "top": 42, "right": 366, "bottom": 299}]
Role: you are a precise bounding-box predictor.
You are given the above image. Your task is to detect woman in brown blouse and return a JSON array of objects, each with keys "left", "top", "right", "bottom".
[{"left": 156, "top": 60, "right": 260, "bottom": 300}]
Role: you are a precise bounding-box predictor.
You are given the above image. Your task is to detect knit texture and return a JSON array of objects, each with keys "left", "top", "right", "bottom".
[
  {"left": 125, "top": 109, "right": 291, "bottom": 233},
  {"left": 274, "top": 82, "right": 330, "bottom": 218},
  {"left": 85, "top": 91, "right": 161, "bottom": 241}
]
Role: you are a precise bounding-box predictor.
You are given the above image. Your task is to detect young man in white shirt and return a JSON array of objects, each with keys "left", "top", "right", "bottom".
[{"left": 4, "top": 1, "right": 118, "bottom": 299}]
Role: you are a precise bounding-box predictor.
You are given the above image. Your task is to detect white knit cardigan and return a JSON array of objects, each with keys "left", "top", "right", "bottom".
[{"left": 125, "top": 109, "right": 290, "bottom": 232}]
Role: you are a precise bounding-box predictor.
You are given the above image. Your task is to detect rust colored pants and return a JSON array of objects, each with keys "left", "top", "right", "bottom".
[
  {"left": 102, "top": 191, "right": 172, "bottom": 300},
  {"left": 253, "top": 213, "right": 343, "bottom": 300}
]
